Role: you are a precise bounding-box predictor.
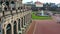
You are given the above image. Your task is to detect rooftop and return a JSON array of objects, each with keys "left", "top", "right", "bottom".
[{"left": 35, "top": 1, "right": 43, "bottom": 4}]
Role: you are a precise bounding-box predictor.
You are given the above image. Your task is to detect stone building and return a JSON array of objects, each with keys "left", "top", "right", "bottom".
[
  {"left": 35, "top": 1, "right": 43, "bottom": 8},
  {"left": 0, "top": 0, "right": 32, "bottom": 34}
]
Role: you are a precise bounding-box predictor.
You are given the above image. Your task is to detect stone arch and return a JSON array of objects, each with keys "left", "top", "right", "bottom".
[
  {"left": 24, "top": 16, "right": 25, "bottom": 25},
  {"left": 18, "top": 19, "right": 21, "bottom": 31},
  {"left": 2, "top": 29, "right": 4, "bottom": 34},
  {"left": 13, "top": 21, "right": 17, "bottom": 34},
  {"left": 21, "top": 18, "right": 23, "bottom": 28},
  {"left": 10, "top": 1, "right": 15, "bottom": 10},
  {"left": 6, "top": 24, "right": 12, "bottom": 34}
]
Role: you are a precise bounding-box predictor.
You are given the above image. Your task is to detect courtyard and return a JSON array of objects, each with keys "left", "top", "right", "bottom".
[
  {"left": 26, "top": 11, "right": 60, "bottom": 34},
  {"left": 32, "top": 11, "right": 52, "bottom": 20},
  {"left": 26, "top": 20, "right": 60, "bottom": 34}
]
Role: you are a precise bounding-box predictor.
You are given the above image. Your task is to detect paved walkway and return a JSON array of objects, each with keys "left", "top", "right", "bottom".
[
  {"left": 26, "top": 20, "right": 36, "bottom": 34},
  {"left": 33, "top": 20, "right": 60, "bottom": 34},
  {"left": 26, "top": 20, "right": 60, "bottom": 34}
]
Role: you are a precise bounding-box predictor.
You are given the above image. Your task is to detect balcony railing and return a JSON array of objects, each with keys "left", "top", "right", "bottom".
[
  {"left": 4, "top": 11, "right": 11, "bottom": 16},
  {"left": 0, "top": 9, "right": 31, "bottom": 17}
]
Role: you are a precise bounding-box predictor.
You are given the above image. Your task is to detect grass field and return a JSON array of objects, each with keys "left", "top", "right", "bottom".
[{"left": 32, "top": 12, "right": 52, "bottom": 20}]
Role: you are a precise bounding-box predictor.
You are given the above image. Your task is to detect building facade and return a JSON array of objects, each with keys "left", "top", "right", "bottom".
[
  {"left": 57, "top": 3, "right": 60, "bottom": 8},
  {"left": 35, "top": 1, "right": 43, "bottom": 7},
  {"left": 0, "top": 0, "right": 32, "bottom": 34}
]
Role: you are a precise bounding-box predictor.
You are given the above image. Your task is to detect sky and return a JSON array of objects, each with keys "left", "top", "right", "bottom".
[{"left": 22, "top": 0, "right": 60, "bottom": 4}]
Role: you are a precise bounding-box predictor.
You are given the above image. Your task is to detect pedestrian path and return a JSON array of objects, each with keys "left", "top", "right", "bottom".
[
  {"left": 26, "top": 20, "right": 36, "bottom": 34},
  {"left": 26, "top": 20, "right": 60, "bottom": 34}
]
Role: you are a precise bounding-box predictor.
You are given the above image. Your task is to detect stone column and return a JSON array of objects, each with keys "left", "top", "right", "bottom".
[
  {"left": 16, "top": 21, "right": 18, "bottom": 34},
  {"left": 20, "top": 18, "right": 22, "bottom": 28},
  {"left": 11, "top": 24, "right": 14, "bottom": 34},
  {"left": 25, "top": 15, "right": 27, "bottom": 24},
  {"left": 24, "top": 16, "right": 26, "bottom": 25},
  {"left": 28, "top": 14, "right": 30, "bottom": 23},
  {"left": 26, "top": 15, "right": 27, "bottom": 23},
  {"left": 4, "top": 27, "right": 6, "bottom": 34},
  {"left": 23, "top": 17, "right": 24, "bottom": 27}
]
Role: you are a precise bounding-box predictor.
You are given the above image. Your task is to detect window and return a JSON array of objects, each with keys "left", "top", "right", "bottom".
[
  {"left": 18, "top": 19, "right": 21, "bottom": 30},
  {"left": 21, "top": 18, "right": 23, "bottom": 28},
  {"left": 21, "top": 7, "right": 22, "bottom": 9},
  {"left": 0, "top": 1, "right": 3, "bottom": 4},
  {"left": 11, "top": 1, "right": 15, "bottom": 4},
  {"left": 24, "top": 16, "right": 25, "bottom": 25},
  {"left": 2, "top": 29, "right": 4, "bottom": 34},
  {"left": 0, "top": 18, "right": 1, "bottom": 21},
  {"left": 0, "top": 1, "right": 2, "bottom": 11},
  {"left": 19, "top": 33, "right": 21, "bottom": 34},
  {"left": 5, "top": 1, "right": 9, "bottom": 6}
]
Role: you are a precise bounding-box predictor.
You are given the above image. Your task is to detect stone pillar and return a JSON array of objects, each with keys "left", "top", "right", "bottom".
[
  {"left": 20, "top": 18, "right": 22, "bottom": 28},
  {"left": 29, "top": 13, "right": 32, "bottom": 23},
  {"left": 25, "top": 15, "right": 27, "bottom": 24},
  {"left": 27, "top": 14, "right": 29, "bottom": 24},
  {"left": 11, "top": 24, "right": 14, "bottom": 34},
  {"left": 23, "top": 17, "right": 24, "bottom": 27},
  {"left": 4, "top": 27, "right": 6, "bottom": 34},
  {"left": 26, "top": 15, "right": 27, "bottom": 23},
  {"left": 28, "top": 14, "right": 30, "bottom": 24},
  {"left": 16, "top": 21, "right": 18, "bottom": 34},
  {"left": 24, "top": 16, "right": 26, "bottom": 25}
]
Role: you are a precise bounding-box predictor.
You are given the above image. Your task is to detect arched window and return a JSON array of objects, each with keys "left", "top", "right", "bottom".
[
  {"left": 6, "top": 24, "right": 12, "bottom": 34},
  {"left": 18, "top": 19, "right": 21, "bottom": 31},
  {"left": 21, "top": 18, "right": 23, "bottom": 28},
  {"left": 0, "top": 1, "right": 3, "bottom": 4},
  {"left": 2, "top": 29, "right": 4, "bottom": 34},
  {"left": 0, "top": 24, "right": 1, "bottom": 32},
  {"left": 10, "top": 1, "right": 15, "bottom": 10},
  {"left": 24, "top": 16, "right": 25, "bottom": 25},
  {"left": 11, "top": 1, "right": 15, "bottom": 4},
  {"left": 5, "top": 1, "right": 9, "bottom": 6},
  {"left": 14, "top": 21, "right": 17, "bottom": 34}
]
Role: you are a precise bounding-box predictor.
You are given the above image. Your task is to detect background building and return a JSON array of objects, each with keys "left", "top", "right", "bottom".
[{"left": 35, "top": 1, "right": 43, "bottom": 7}]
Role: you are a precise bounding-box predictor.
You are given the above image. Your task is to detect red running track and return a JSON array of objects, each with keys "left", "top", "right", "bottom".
[{"left": 26, "top": 20, "right": 60, "bottom": 34}]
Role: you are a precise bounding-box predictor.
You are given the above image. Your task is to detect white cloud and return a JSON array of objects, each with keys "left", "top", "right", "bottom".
[{"left": 22, "top": 0, "right": 60, "bottom": 4}]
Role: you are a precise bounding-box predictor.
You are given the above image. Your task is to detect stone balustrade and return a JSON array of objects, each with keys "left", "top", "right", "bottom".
[
  {"left": 12, "top": 10, "right": 16, "bottom": 14},
  {"left": 17, "top": 10, "right": 20, "bottom": 13},
  {"left": 4, "top": 11, "right": 11, "bottom": 16},
  {"left": 0, "top": 10, "right": 31, "bottom": 22}
]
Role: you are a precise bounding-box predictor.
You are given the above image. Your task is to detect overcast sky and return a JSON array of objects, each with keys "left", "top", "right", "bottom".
[{"left": 22, "top": 0, "right": 60, "bottom": 4}]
